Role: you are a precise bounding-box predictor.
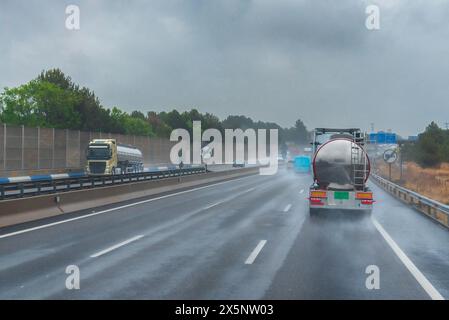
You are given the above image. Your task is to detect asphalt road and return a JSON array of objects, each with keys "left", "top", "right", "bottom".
[{"left": 1, "top": 168, "right": 449, "bottom": 299}]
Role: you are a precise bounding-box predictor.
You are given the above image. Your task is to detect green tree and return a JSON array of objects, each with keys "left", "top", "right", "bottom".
[
  {"left": 147, "top": 111, "right": 172, "bottom": 137},
  {"left": 0, "top": 79, "right": 81, "bottom": 129},
  {"left": 159, "top": 110, "right": 188, "bottom": 131},
  {"left": 413, "top": 122, "right": 445, "bottom": 167},
  {"left": 0, "top": 68, "right": 312, "bottom": 145},
  {"left": 37, "top": 68, "right": 73, "bottom": 90}
]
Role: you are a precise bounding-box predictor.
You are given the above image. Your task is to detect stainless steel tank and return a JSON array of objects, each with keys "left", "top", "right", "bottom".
[
  {"left": 312, "top": 138, "right": 370, "bottom": 190},
  {"left": 117, "top": 144, "right": 143, "bottom": 166}
]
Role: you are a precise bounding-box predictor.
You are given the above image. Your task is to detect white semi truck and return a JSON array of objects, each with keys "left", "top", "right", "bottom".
[
  {"left": 308, "top": 128, "right": 374, "bottom": 213},
  {"left": 86, "top": 139, "right": 144, "bottom": 175}
]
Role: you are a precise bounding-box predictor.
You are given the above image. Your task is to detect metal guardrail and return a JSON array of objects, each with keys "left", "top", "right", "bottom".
[
  {"left": 0, "top": 166, "right": 206, "bottom": 201},
  {"left": 370, "top": 173, "right": 449, "bottom": 228}
]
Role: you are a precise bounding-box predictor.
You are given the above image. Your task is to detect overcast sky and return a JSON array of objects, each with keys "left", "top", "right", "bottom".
[{"left": 1, "top": 0, "right": 449, "bottom": 136}]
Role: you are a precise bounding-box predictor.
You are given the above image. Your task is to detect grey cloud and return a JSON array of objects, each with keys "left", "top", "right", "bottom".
[{"left": 1, "top": 0, "right": 449, "bottom": 136}]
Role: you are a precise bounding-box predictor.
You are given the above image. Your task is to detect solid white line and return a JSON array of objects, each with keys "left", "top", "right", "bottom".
[
  {"left": 90, "top": 235, "right": 144, "bottom": 258},
  {"left": 245, "top": 240, "right": 267, "bottom": 264},
  {"left": 283, "top": 204, "right": 292, "bottom": 212},
  {"left": 0, "top": 175, "right": 257, "bottom": 239},
  {"left": 372, "top": 218, "right": 444, "bottom": 300}
]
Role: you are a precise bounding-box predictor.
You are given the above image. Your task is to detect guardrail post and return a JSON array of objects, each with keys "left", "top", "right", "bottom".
[{"left": 371, "top": 173, "right": 449, "bottom": 229}]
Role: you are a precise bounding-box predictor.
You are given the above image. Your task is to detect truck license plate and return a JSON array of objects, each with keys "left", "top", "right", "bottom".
[{"left": 334, "top": 191, "right": 349, "bottom": 200}]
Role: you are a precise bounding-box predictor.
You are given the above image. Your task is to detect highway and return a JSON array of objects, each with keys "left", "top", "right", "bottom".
[{"left": 1, "top": 168, "right": 449, "bottom": 299}]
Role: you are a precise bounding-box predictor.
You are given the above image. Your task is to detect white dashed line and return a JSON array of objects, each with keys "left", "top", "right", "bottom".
[
  {"left": 90, "top": 235, "right": 144, "bottom": 258},
  {"left": 0, "top": 175, "right": 256, "bottom": 239},
  {"left": 203, "top": 201, "right": 225, "bottom": 210},
  {"left": 283, "top": 204, "right": 292, "bottom": 212},
  {"left": 372, "top": 218, "right": 444, "bottom": 300},
  {"left": 245, "top": 240, "right": 267, "bottom": 264},
  {"left": 299, "top": 189, "right": 304, "bottom": 194},
  {"left": 203, "top": 187, "right": 256, "bottom": 211}
]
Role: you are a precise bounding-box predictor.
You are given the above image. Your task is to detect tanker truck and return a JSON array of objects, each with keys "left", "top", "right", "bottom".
[
  {"left": 309, "top": 128, "right": 374, "bottom": 213},
  {"left": 86, "top": 139, "right": 144, "bottom": 175}
]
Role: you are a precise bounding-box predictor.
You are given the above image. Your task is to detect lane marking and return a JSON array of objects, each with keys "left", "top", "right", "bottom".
[
  {"left": 90, "top": 235, "right": 144, "bottom": 258},
  {"left": 0, "top": 175, "right": 259, "bottom": 239},
  {"left": 283, "top": 204, "right": 292, "bottom": 212},
  {"left": 299, "top": 189, "right": 304, "bottom": 194},
  {"left": 203, "top": 187, "right": 256, "bottom": 210},
  {"left": 203, "top": 201, "right": 224, "bottom": 210},
  {"left": 245, "top": 240, "right": 267, "bottom": 264},
  {"left": 372, "top": 218, "right": 444, "bottom": 300}
]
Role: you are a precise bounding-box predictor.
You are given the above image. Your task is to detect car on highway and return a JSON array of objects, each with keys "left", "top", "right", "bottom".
[{"left": 233, "top": 161, "right": 245, "bottom": 168}]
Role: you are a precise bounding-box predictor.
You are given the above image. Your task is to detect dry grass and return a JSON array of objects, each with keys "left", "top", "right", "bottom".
[{"left": 376, "top": 161, "right": 449, "bottom": 204}]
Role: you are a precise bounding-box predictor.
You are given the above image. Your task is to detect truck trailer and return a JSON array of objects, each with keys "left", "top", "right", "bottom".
[
  {"left": 86, "top": 139, "right": 144, "bottom": 175},
  {"left": 308, "top": 128, "right": 374, "bottom": 213}
]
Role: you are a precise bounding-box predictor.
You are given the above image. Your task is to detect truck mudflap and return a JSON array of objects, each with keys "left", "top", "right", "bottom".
[{"left": 308, "top": 189, "right": 374, "bottom": 210}]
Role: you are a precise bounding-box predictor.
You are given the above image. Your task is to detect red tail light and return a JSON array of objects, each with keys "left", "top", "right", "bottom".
[
  {"left": 309, "top": 197, "right": 324, "bottom": 205},
  {"left": 361, "top": 199, "right": 375, "bottom": 205}
]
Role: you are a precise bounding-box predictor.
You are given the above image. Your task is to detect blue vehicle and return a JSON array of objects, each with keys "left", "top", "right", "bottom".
[{"left": 294, "top": 155, "right": 311, "bottom": 173}]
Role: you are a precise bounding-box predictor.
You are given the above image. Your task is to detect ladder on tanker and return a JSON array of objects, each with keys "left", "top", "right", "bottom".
[{"left": 351, "top": 131, "right": 367, "bottom": 191}]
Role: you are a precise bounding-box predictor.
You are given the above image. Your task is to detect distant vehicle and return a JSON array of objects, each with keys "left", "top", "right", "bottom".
[
  {"left": 294, "top": 155, "right": 311, "bottom": 173},
  {"left": 233, "top": 160, "right": 245, "bottom": 168},
  {"left": 86, "top": 139, "right": 144, "bottom": 175},
  {"left": 277, "top": 155, "right": 285, "bottom": 163},
  {"left": 308, "top": 128, "right": 374, "bottom": 214}
]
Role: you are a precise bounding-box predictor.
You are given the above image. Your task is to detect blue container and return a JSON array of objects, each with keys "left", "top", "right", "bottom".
[
  {"left": 369, "top": 132, "right": 397, "bottom": 144},
  {"left": 294, "top": 155, "right": 311, "bottom": 173},
  {"left": 377, "top": 132, "right": 386, "bottom": 144},
  {"left": 385, "top": 133, "right": 397, "bottom": 144}
]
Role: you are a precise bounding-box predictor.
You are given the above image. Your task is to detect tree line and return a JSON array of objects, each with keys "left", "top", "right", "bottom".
[
  {"left": 401, "top": 122, "right": 449, "bottom": 167},
  {"left": 0, "top": 69, "right": 309, "bottom": 149}
]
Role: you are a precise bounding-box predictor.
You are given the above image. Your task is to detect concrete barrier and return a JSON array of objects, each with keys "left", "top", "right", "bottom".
[
  {"left": 0, "top": 167, "right": 259, "bottom": 228},
  {"left": 371, "top": 173, "right": 449, "bottom": 228}
]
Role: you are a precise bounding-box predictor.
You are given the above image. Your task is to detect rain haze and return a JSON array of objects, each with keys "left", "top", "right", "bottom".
[{"left": 1, "top": 0, "right": 449, "bottom": 136}]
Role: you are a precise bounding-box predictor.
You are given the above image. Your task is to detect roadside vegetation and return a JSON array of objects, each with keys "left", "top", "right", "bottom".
[
  {"left": 402, "top": 122, "right": 449, "bottom": 168},
  {"left": 0, "top": 69, "right": 309, "bottom": 151},
  {"left": 375, "top": 122, "right": 449, "bottom": 203}
]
